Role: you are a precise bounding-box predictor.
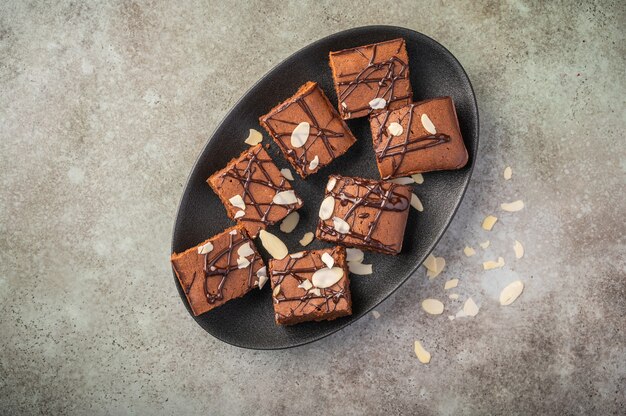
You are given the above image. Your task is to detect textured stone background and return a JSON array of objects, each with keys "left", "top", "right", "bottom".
[{"left": 1, "top": 1, "right": 624, "bottom": 415}]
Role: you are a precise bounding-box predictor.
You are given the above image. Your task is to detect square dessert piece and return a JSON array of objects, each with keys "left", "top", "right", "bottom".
[
  {"left": 369, "top": 97, "right": 469, "bottom": 178},
  {"left": 329, "top": 38, "right": 412, "bottom": 120},
  {"left": 170, "top": 225, "right": 267, "bottom": 316},
  {"left": 269, "top": 246, "right": 352, "bottom": 325},
  {"left": 316, "top": 175, "right": 411, "bottom": 255},
  {"left": 208, "top": 144, "right": 303, "bottom": 238},
  {"left": 259, "top": 81, "right": 357, "bottom": 178}
]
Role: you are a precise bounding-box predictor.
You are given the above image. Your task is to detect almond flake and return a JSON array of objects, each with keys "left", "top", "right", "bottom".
[
  {"left": 197, "top": 242, "right": 214, "bottom": 255},
  {"left": 237, "top": 256, "right": 250, "bottom": 269},
  {"left": 298, "top": 279, "right": 313, "bottom": 291},
  {"left": 290, "top": 252, "right": 304, "bottom": 259},
  {"left": 280, "top": 168, "right": 294, "bottom": 181},
  {"left": 348, "top": 262, "right": 373, "bottom": 275},
  {"left": 272, "top": 190, "right": 298, "bottom": 205},
  {"left": 299, "top": 232, "right": 314, "bottom": 246},
  {"left": 501, "top": 200, "right": 524, "bottom": 212},
  {"left": 479, "top": 240, "right": 491, "bottom": 249},
  {"left": 341, "top": 102, "right": 347, "bottom": 109},
  {"left": 321, "top": 252, "right": 334, "bottom": 269},
  {"left": 503, "top": 166, "right": 512, "bottom": 180},
  {"left": 449, "top": 293, "right": 459, "bottom": 300},
  {"left": 346, "top": 248, "right": 364, "bottom": 263},
  {"left": 463, "top": 246, "right": 476, "bottom": 257},
  {"left": 483, "top": 257, "right": 505, "bottom": 270},
  {"left": 463, "top": 297, "right": 479, "bottom": 317},
  {"left": 279, "top": 211, "right": 299, "bottom": 233},
  {"left": 387, "top": 122, "right": 403, "bottom": 136},
  {"left": 482, "top": 215, "right": 498, "bottom": 231},
  {"left": 513, "top": 240, "right": 524, "bottom": 259},
  {"left": 424, "top": 254, "right": 445, "bottom": 279},
  {"left": 308, "top": 155, "right": 319, "bottom": 171},
  {"left": 244, "top": 129, "right": 263, "bottom": 146},
  {"left": 499, "top": 280, "right": 524, "bottom": 305},
  {"left": 234, "top": 210, "right": 245, "bottom": 219},
  {"left": 272, "top": 284, "right": 281, "bottom": 297},
  {"left": 312, "top": 267, "right": 344, "bottom": 288},
  {"left": 309, "top": 288, "right": 321, "bottom": 296},
  {"left": 332, "top": 217, "right": 350, "bottom": 234},
  {"left": 411, "top": 173, "right": 424, "bottom": 184},
  {"left": 326, "top": 177, "right": 337, "bottom": 192},
  {"left": 414, "top": 341, "right": 431, "bottom": 364},
  {"left": 369, "top": 97, "right": 386, "bottom": 109},
  {"left": 290, "top": 122, "right": 310, "bottom": 148},
  {"left": 448, "top": 315, "right": 455, "bottom": 320},
  {"left": 237, "top": 242, "right": 255, "bottom": 258},
  {"left": 421, "top": 298, "right": 445, "bottom": 315},
  {"left": 389, "top": 177, "right": 414, "bottom": 184},
  {"left": 421, "top": 113, "right": 437, "bottom": 134},
  {"left": 259, "top": 230, "right": 288, "bottom": 259},
  {"left": 411, "top": 193, "right": 424, "bottom": 211},
  {"left": 444, "top": 279, "right": 459, "bottom": 290},
  {"left": 229, "top": 230, "right": 237, "bottom": 235},
  {"left": 318, "top": 196, "right": 335, "bottom": 220},
  {"left": 372, "top": 311, "right": 381, "bottom": 319},
  {"left": 229, "top": 194, "right": 246, "bottom": 210},
  {"left": 256, "top": 266, "right": 268, "bottom": 289}
]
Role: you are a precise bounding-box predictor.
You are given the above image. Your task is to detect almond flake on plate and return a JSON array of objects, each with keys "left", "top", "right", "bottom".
[
  {"left": 321, "top": 252, "right": 334, "bottom": 269},
  {"left": 444, "top": 278, "right": 459, "bottom": 290},
  {"left": 501, "top": 200, "right": 524, "bottom": 212},
  {"left": 256, "top": 266, "right": 267, "bottom": 289},
  {"left": 280, "top": 168, "right": 294, "bottom": 181},
  {"left": 482, "top": 215, "right": 498, "bottom": 231},
  {"left": 411, "top": 193, "right": 424, "bottom": 211},
  {"left": 424, "top": 254, "right": 445, "bottom": 279},
  {"left": 259, "top": 230, "right": 288, "bottom": 259},
  {"left": 449, "top": 293, "right": 459, "bottom": 300},
  {"left": 499, "top": 280, "right": 524, "bottom": 305},
  {"left": 513, "top": 240, "right": 524, "bottom": 259},
  {"left": 332, "top": 217, "right": 350, "bottom": 234},
  {"left": 483, "top": 257, "right": 505, "bottom": 270},
  {"left": 421, "top": 113, "right": 437, "bottom": 134},
  {"left": 421, "top": 298, "right": 444, "bottom": 315},
  {"left": 318, "top": 196, "right": 335, "bottom": 220},
  {"left": 463, "top": 246, "right": 476, "bottom": 257},
  {"left": 414, "top": 341, "right": 431, "bottom": 364},
  {"left": 448, "top": 315, "right": 455, "bottom": 320},
  {"left": 273, "top": 190, "right": 298, "bottom": 205},
  {"left": 463, "top": 297, "right": 479, "bottom": 317},
  {"left": 279, "top": 211, "right": 300, "bottom": 233},
  {"left": 290, "top": 122, "right": 310, "bottom": 148},
  {"left": 372, "top": 311, "right": 381, "bottom": 319},
  {"left": 308, "top": 155, "right": 319, "bottom": 171},
  {"left": 503, "top": 166, "right": 512, "bottom": 180},
  {"left": 348, "top": 262, "right": 373, "bottom": 275},
  {"left": 299, "top": 232, "right": 314, "bottom": 246},
  {"left": 229, "top": 194, "right": 246, "bottom": 210},
  {"left": 388, "top": 176, "right": 414, "bottom": 184},
  {"left": 387, "top": 122, "right": 403, "bottom": 136},
  {"left": 311, "top": 267, "right": 344, "bottom": 288},
  {"left": 346, "top": 248, "right": 364, "bottom": 263},
  {"left": 369, "top": 97, "right": 386, "bottom": 109},
  {"left": 411, "top": 173, "right": 424, "bottom": 184},
  {"left": 479, "top": 240, "right": 491, "bottom": 249},
  {"left": 244, "top": 128, "right": 263, "bottom": 146}
]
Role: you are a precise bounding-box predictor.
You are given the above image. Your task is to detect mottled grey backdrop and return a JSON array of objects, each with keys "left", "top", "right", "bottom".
[{"left": 1, "top": 1, "right": 624, "bottom": 415}]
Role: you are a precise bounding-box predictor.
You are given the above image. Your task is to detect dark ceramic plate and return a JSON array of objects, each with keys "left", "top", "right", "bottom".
[{"left": 171, "top": 25, "right": 478, "bottom": 349}]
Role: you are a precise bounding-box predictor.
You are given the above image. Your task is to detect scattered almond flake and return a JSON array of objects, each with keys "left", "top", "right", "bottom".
[
  {"left": 280, "top": 168, "right": 294, "bottom": 181},
  {"left": 256, "top": 266, "right": 267, "bottom": 289},
  {"left": 463, "top": 246, "right": 476, "bottom": 257},
  {"left": 387, "top": 122, "right": 403, "bottom": 136},
  {"left": 449, "top": 293, "right": 459, "bottom": 300},
  {"left": 346, "top": 248, "right": 364, "bottom": 263},
  {"left": 229, "top": 194, "right": 246, "bottom": 210},
  {"left": 237, "top": 256, "right": 250, "bottom": 269},
  {"left": 483, "top": 257, "right": 505, "bottom": 270},
  {"left": 244, "top": 128, "right": 263, "bottom": 146},
  {"left": 372, "top": 310, "right": 381, "bottom": 319},
  {"left": 229, "top": 230, "right": 237, "bottom": 235},
  {"left": 290, "top": 252, "right": 304, "bottom": 259},
  {"left": 299, "top": 232, "right": 314, "bottom": 246},
  {"left": 421, "top": 298, "right": 445, "bottom": 315},
  {"left": 503, "top": 166, "right": 512, "bottom": 180},
  {"left": 479, "top": 240, "right": 491, "bottom": 249},
  {"left": 423, "top": 254, "right": 438, "bottom": 271},
  {"left": 321, "top": 252, "right": 334, "bottom": 269},
  {"left": 448, "top": 315, "right": 455, "bottom": 321},
  {"left": 424, "top": 255, "right": 445, "bottom": 279},
  {"left": 234, "top": 210, "right": 245, "bottom": 219},
  {"left": 279, "top": 211, "right": 299, "bottom": 233},
  {"left": 411, "top": 173, "right": 424, "bottom": 184},
  {"left": 444, "top": 278, "right": 459, "bottom": 290},
  {"left": 272, "top": 284, "right": 281, "bottom": 297},
  {"left": 237, "top": 242, "right": 255, "bottom": 258},
  {"left": 348, "top": 262, "right": 373, "bottom": 275},
  {"left": 318, "top": 196, "right": 335, "bottom": 220},
  {"left": 369, "top": 97, "right": 386, "bottom": 109},
  {"left": 410, "top": 193, "right": 424, "bottom": 212},
  {"left": 197, "top": 242, "right": 214, "bottom": 255},
  {"left": 312, "top": 267, "right": 344, "bottom": 288},
  {"left": 388, "top": 176, "right": 414, "bottom": 184},
  {"left": 259, "top": 230, "right": 288, "bottom": 259},
  {"left": 421, "top": 113, "right": 437, "bottom": 134},
  {"left": 500, "top": 280, "right": 524, "bottom": 306},
  {"left": 297, "top": 279, "right": 313, "bottom": 291},
  {"left": 463, "top": 297, "right": 479, "bottom": 317},
  {"left": 308, "top": 155, "right": 319, "bottom": 171},
  {"left": 332, "top": 217, "right": 350, "bottom": 234},
  {"left": 309, "top": 288, "right": 321, "bottom": 296},
  {"left": 501, "top": 200, "right": 524, "bottom": 212},
  {"left": 273, "top": 190, "right": 298, "bottom": 205},
  {"left": 290, "top": 122, "right": 310, "bottom": 148},
  {"left": 414, "top": 341, "right": 431, "bottom": 364},
  {"left": 513, "top": 240, "right": 524, "bottom": 259},
  {"left": 455, "top": 309, "right": 467, "bottom": 318},
  {"left": 482, "top": 215, "right": 498, "bottom": 231},
  {"left": 326, "top": 177, "right": 337, "bottom": 192}
]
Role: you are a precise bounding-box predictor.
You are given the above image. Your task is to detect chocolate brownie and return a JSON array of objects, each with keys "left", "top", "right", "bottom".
[
  {"left": 259, "top": 81, "right": 356, "bottom": 178},
  {"left": 269, "top": 246, "right": 352, "bottom": 325},
  {"left": 316, "top": 175, "right": 411, "bottom": 255},
  {"left": 170, "top": 225, "right": 267, "bottom": 316},
  {"left": 208, "top": 144, "right": 303, "bottom": 238},
  {"left": 329, "top": 38, "right": 412, "bottom": 120},
  {"left": 369, "top": 97, "right": 468, "bottom": 178}
]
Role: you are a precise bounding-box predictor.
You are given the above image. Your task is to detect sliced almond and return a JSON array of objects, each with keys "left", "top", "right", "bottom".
[
  {"left": 326, "top": 177, "right": 337, "bottom": 192},
  {"left": 372, "top": 311, "right": 381, "bottom": 319},
  {"left": 259, "top": 230, "right": 288, "bottom": 259},
  {"left": 311, "top": 267, "right": 344, "bottom": 288},
  {"left": 389, "top": 176, "right": 414, "bottom": 185},
  {"left": 500, "top": 280, "right": 524, "bottom": 305},
  {"left": 424, "top": 254, "right": 445, "bottom": 279},
  {"left": 279, "top": 211, "right": 300, "bottom": 233},
  {"left": 272, "top": 284, "right": 281, "bottom": 297},
  {"left": 421, "top": 298, "right": 444, "bottom": 315},
  {"left": 346, "top": 248, "right": 364, "bottom": 263},
  {"left": 369, "top": 97, "right": 386, "bottom": 109},
  {"left": 444, "top": 279, "right": 459, "bottom": 290},
  {"left": 318, "top": 196, "right": 335, "bottom": 220},
  {"left": 273, "top": 190, "right": 298, "bottom": 205},
  {"left": 448, "top": 315, "right": 455, "bottom": 320},
  {"left": 256, "top": 266, "right": 267, "bottom": 289},
  {"left": 298, "top": 279, "right": 313, "bottom": 291},
  {"left": 321, "top": 252, "right": 334, "bottom": 269},
  {"left": 482, "top": 215, "right": 498, "bottom": 231},
  {"left": 463, "top": 297, "right": 479, "bottom": 317},
  {"left": 237, "top": 256, "right": 250, "bottom": 269},
  {"left": 308, "top": 155, "right": 319, "bottom": 171},
  {"left": 280, "top": 168, "right": 294, "bottom": 181},
  {"left": 229, "top": 194, "right": 246, "bottom": 210},
  {"left": 501, "top": 200, "right": 524, "bottom": 212},
  {"left": 290, "top": 122, "right": 310, "bottom": 148},
  {"left": 387, "top": 122, "right": 403, "bottom": 136},
  {"left": 290, "top": 252, "right": 304, "bottom": 259},
  {"left": 449, "top": 293, "right": 459, "bottom": 300},
  {"left": 421, "top": 113, "right": 436, "bottom": 134},
  {"left": 332, "top": 217, "right": 350, "bottom": 234},
  {"left": 411, "top": 173, "right": 424, "bottom": 184},
  {"left": 513, "top": 240, "right": 524, "bottom": 259},
  {"left": 410, "top": 193, "right": 424, "bottom": 211},
  {"left": 309, "top": 288, "right": 321, "bottom": 296},
  {"left": 229, "top": 230, "right": 237, "bottom": 235},
  {"left": 483, "top": 257, "right": 505, "bottom": 270},
  {"left": 414, "top": 341, "right": 431, "bottom": 364},
  {"left": 299, "top": 232, "right": 314, "bottom": 246},
  {"left": 237, "top": 242, "right": 255, "bottom": 258},
  {"left": 479, "top": 240, "right": 491, "bottom": 249},
  {"left": 234, "top": 210, "right": 245, "bottom": 219},
  {"left": 197, "top": 242, "right": 214, "bottom": 255},
  {"left": 348, "top": 262, "right": 373, "bottom": 275},
  {"left": 463, "top": 246, "right": 476, "bottom": 257},
  {"left": 244, "top": 128, "right": 263, "bottom": 146},
  {"left": 503, "top": 166, "right": 512, "bottom": 180}
]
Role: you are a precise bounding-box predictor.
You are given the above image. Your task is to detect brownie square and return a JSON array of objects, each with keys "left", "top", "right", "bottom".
[
  {"left": 269, "top": 246, "right": 352, "bottom": 325},
  {"left": 329, "top": 38, "right": 412, "bottom": 120},
  {"left": 369, "top": 97, "right": 469, "bottom": 178},
  {"left": 259, "top": 81, "right": 357, "bottom": 178},
  {"left": 208, "top": 144, "right": 303, "bottom": 238},
  {"left": 170, "top": 225, "right": 267, "bottom": 316},
  {"left": 316, "top": 175, "right": 411, "bottom": 255}
]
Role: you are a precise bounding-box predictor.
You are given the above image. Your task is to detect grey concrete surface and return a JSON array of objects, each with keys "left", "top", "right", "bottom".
[{"left": 1, "top": 1, "right": 625, "bottom": 415}]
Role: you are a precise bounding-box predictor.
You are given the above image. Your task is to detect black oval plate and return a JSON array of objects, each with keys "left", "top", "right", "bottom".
[{"left": 171, "top": 26, "right": 478, "bottom": 349}]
